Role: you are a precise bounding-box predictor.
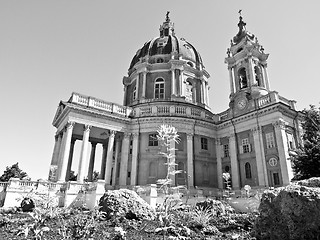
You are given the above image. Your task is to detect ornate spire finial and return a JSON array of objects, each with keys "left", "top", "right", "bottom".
[
  {"left": 166, "top": 11, "right": 170, "bottom": 22},
  {"left": 238, "top": 9, "right": 242, "bottom": 16},
  {"left": 237, "top": 10, "right": 246, "bottom": 33}
]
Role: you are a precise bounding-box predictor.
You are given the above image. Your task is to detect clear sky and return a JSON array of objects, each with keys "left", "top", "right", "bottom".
[{"left": 1, "top": 1, "right": 319, "bottom": 180}]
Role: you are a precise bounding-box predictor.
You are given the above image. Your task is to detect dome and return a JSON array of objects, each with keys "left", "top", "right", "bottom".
[{"left": 129, "top": 13, "right": 204, "bottom": 71}]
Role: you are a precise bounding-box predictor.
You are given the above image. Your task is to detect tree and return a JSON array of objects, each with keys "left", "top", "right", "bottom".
[
  {"left": 0, "top": 162, "right": 29, "bottom": 182},
  {"left": 292, "top": 105, "right": 320, "bottom": 180}
]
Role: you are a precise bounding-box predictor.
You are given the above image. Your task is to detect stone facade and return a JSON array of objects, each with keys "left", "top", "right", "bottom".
[{"left": 49, "top": 14, "right": 303, "bottom": 191}]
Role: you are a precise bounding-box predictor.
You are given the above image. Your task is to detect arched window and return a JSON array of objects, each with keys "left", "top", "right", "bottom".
[
  {"left": 133, "top": 86, "right": 137, "bottom": 100},
  {"left": 254, "top": 66, "right": 262, "bottom": 86},
  {"left": 149, "top": 162, "right": 156, "bottom": 177},
  {"left": 155, "top": 78, "right": 165, "bottom": 99},
  {"left": 238, "top": 68, "right": 248, "bottom": 89},
  {"left": 245, "top": 162, "right": 252, "bottom": 179}
]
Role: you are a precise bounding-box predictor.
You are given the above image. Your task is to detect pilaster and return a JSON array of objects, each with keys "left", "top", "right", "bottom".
[
  {"left": 229, "top": 133, "right": 240, "bottom": 189},
  {"left": 130, "top": 133, "right": 139, "bottom": 186},
  {"left": 186, "top": 133, "right": 194, "bottom": 188},
  {"left": 99, "top": 143, "right": 107, "bottom": 179},
  {"left": 215, "top": 138, "right": 223, "bottom": 189},
  {"left": 119, "top": 132, "right": 131, "bottom": 186},
  {"left": 273, "top": 120, "right": 293, "bottom": 185},
  {"left": 112, "top": 137, "right": 121, "bottom": 186},
  {"left": 251, "top": 126, "right": 268, "bottom": 187}
]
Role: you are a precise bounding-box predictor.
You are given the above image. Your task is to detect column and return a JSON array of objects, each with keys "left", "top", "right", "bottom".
[
  {"left": 112, "top": 137, "right": 121, "bottom": 186},
  {"left": 130, "top": 133, "right": 139, "bottom": 186},
  {"left": 273, "top": 120, "right": 293, "bottom": 185},
  {"left": 251, "top": 127, "right": 268, "bottom": 187},
  {"left": 123, "top": 86, "right": 127, "bottom": 105},
  {"left": 171, "top": 68, "right": 176, "bottom": 95},
  {"left": 179, "top": 70, "right": 183, "bottom": 96},
  {"left": 228, "top": 67, "right": 235, "bottom": 94},
  {"left": 262, "top": 64, "right": 270, "bottom": 90},
  {"left": 215, "top": 138, "right": 223, "bottom": 189},
  {"left": 141, "top": 72, "right": 147, "bottom": 98},
  {"left": 58, "top": 121, "right": 75, "bottom": 182},
  {"left": 229, "top": 133, "right": 240, "bottom": 189},
  {"left": 201, "top": 79, "right": 206, "bottom": 104},
  {"left": 169, "top": 138, "right": 176, "bottom": 186},
  {"left": 105, "top": 130, "right": 116, "bottom": 185},
  {"left": 99, "top": 143, "right": 108, "bottom": 179},
  {"left": 66, "top": 138, "right": 76, "bottom": 181},
  {"left": 248, "top": 58, "right": 256, "bottom": 86},
  {"left": 119, "top": 132, "right": 130, "bottom": 186},
  {"left": 87, "top": 142, "right": 97, "bottom": 182},
  {"left": 77, "top": 125, "right": 91, "bottom": 183},
  {"left": 50, "top": 135, "right": 59, "bottom": 166},
  {"left": 49, "top": 133, "right": 62, "bottom": 180},
  {"left": 136, "top": 75, "right": 140, "bottom": 98},
  {"left": 187, "top": 133, "right": 194, "bottom": 188}
]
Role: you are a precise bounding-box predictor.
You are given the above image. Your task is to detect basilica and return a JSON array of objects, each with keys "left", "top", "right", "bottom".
[{"left": 49, "top": 13, "right": 302, "bottom": 190}]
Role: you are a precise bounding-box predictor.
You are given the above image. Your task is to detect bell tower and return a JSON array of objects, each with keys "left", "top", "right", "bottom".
[{"left": 225, "top": 13, "right": 271, "bottom": 112}]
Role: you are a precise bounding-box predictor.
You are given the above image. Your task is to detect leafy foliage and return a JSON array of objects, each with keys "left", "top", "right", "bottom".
[
  {"left": 0, "top": 162, "right": 28, "bottom": 182},
  {"left": 292, "top": 105, "right": 320, "bottom": 180}
]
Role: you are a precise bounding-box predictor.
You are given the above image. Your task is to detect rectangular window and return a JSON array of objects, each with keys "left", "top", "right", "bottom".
[
  {"left": 201, "top": 137, "right": 208, "bottom": 150},
  {"left": 273, "top": 172, "right": 280, "bottom": 186},
  {"left": 241, "top": 138, "right": 251, "bottom": 153},
  {"left": 223, "top": 144, "right": 229, "bottom": 157},
  {"left": 133, "top": 86, "right": 137, "bottom": 100},
  {"left": 266, "top": 132, "right": 275, "bottom": 149},
  {"left": 148, "top": 133, "right": 158, "bottom": 146}
]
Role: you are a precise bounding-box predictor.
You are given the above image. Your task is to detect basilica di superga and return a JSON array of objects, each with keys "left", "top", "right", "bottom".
[{"left": 49, "top": 13, "right": 303, "bottom": 191}]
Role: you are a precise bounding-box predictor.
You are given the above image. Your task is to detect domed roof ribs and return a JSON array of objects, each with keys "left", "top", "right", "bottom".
[{"left": 163, "top": 35, "right": 173, "bottom": 54}]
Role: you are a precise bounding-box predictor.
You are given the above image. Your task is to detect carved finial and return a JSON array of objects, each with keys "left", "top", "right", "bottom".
[
  {"left": 227, "top": 48, "right": 231, "bottom": 57},
  {"left": 166, "top": 11, "right": 170, "bottom": 22},
  {"left": 238, "top": 9, "right": 242, "bottom": 16}
]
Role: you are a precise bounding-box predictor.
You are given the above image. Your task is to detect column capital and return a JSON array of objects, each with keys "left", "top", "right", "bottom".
[
  {"left": 229, "top": 133, "right": 236, "bottom": 140},
  {"left": 273, "top": 120, "right": 287, "bottom": 130},
  {"left": 123, "top": 132, "right": 131, "bottom": 139},
  {"left": 251, "top": 126, "right": 261, "bottom": 134},
  {"left": 84, "top": 124, "right": 92, "bottom": 132},
  {"left": 109, "top": 130, "right": 116, "bottom": 138},
  {"left": 65, "top": 121, "right": 75, "bottom": 131},
  {"left": 187, "top": 133, "right": 194, "bottom": 140},
  {"left": 132, "top": 132, "right": 139, "bottom": 139}
]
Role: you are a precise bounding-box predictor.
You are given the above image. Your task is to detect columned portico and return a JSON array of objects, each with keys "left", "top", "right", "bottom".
[
  {"left": 77, "top": 125, "right": 91, "bottom": 183},
  {"left": 186, "top": 133, "right": 194, "bottom": 188},
  {"left": 215, "top": 138, "right": 223, "bottom": 189},
  {"left": 58, "top": 121, "right": 75, "bottom": 182},
  {"left": 119, "top": 132, "right": 130, "bottom": 186},
  {"left": 229, "top": 133, "right": 240, "bottom": 189},
  {"left": 105, "top": 130, "right": 116, "bottom": 185}
]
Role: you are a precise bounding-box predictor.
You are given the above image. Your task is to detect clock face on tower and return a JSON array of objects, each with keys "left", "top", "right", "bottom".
[{"left": 236, "top": 98, "right": 247, "bottom": 110}]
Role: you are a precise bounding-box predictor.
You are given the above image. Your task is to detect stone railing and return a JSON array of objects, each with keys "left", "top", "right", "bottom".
[
  {"left": 69, "top": 92, "right": 133, "bottom": 118},
  {"left": 257, "top": 91, "right": 296, "bottom": 109},
  {"left": 132, "top": 104, "right": 214, "bottom": 121}
]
